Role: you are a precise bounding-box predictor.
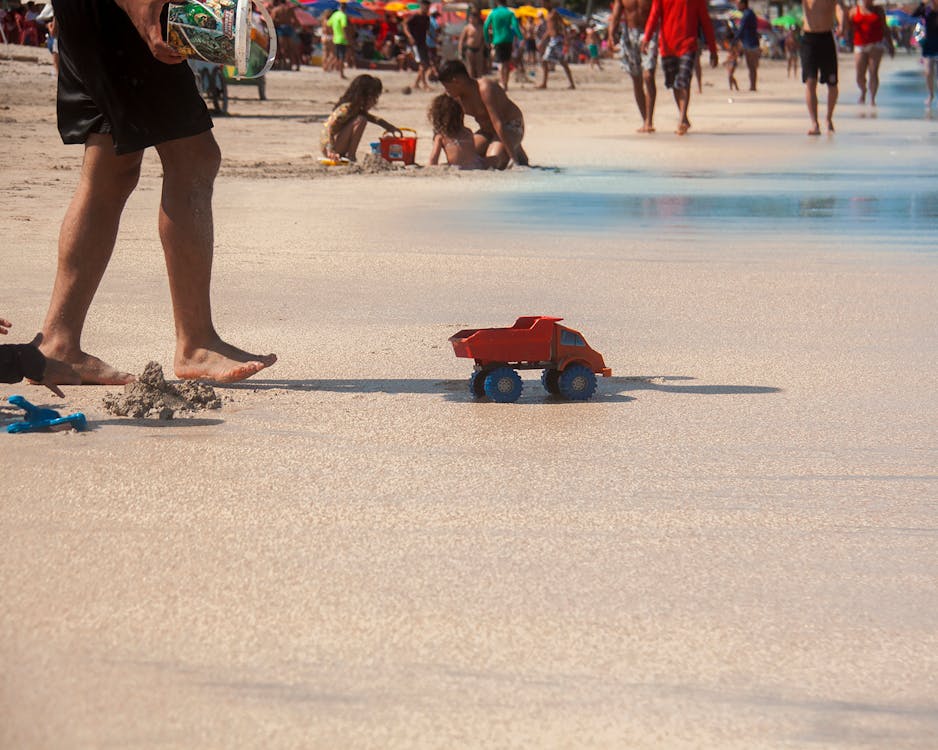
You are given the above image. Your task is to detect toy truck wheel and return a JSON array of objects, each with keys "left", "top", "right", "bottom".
[
  {"left": 469, "top": 370, "right": 487, "bottom": 399},
  {"left": 541, "top": 368, "right": 561, "bottom": 395},
  {"left": 558, "top": 363, "right": 597, "bottom": 401},
  {"left": 484, "top": 367, "right": 523, "bottom": 403}
]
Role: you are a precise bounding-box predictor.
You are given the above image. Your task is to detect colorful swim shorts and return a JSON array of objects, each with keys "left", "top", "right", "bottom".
[
  {"left": 661, "top": 51, "right": 696, "bottom": 90},
  {"left": 542, "top": 35, "right": 566, "bottom": 64},
  {"left": 620, "top": 27, "right": 658, "bottom": 76}
]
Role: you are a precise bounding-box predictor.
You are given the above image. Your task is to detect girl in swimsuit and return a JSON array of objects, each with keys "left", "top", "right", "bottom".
[
  {"left": 321, "top": 75, "right": 399, "bottom": 161},
  {"left": 847, "top": 0, "right": 894, "bottom": 105},
  {"left": 427, "top": 94, "right": 489, "bottom": 170}
]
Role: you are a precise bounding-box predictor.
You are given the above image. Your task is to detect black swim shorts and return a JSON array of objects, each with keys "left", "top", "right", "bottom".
[
  {"left": 494, "top": 41, "right": 513, "bottom": 64},
  {"left": 801, "top": 31, "right": 838, "bottom": 85},
  {"left": 661, "top": 52, "right": 696, "bottom": 90},
  {"left": 55, "top": 0, "right": 212, "bottom": 155}
]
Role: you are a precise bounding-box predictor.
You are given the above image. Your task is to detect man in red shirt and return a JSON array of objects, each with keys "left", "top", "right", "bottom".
[{"left": 642, "top": 0, "right": 718, "bottom": 134}]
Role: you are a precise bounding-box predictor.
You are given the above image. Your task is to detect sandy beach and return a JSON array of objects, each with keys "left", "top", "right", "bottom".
[{"left": 2, "top": 45, "right": 938, "bottom": 748}]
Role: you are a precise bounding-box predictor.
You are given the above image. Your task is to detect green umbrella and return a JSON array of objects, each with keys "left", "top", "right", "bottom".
[{"left": 771, "top": 13, "right": 801, "bottom": 27}]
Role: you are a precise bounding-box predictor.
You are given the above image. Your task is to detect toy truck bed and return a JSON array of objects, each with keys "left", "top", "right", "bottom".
[{"left": 449, "top": 316, "right": 561, "bottom": 365}]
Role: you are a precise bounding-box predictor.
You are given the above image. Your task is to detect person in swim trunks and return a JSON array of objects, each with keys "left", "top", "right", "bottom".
[
  {"left": 801, "top": 0, "right": 841, "bottom": 134},
  {"left": 536, "top": 0, "right": 576, "bottom": 89},
  {"left": 41, "top": 0, "right": 276, "bottom": 385},
  {"left": 438, "top": 59, "right": 529, "bottom": 168},
  {"left": 458, "top": 9, "right": 485, "bottom": 78},
  {"left": 271, "top": 0, "right": 301, "bottom": 70},
  {"left": 610, "top": 0, "right": 658, "bottom": 132},
  {"left": 642, "top": 0, "right": 717, "bottom": 135}
]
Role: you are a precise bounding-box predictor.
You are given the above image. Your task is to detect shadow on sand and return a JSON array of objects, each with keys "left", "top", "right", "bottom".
[{"left": 218, "top": 375, "right": 780, "bottom": 403}]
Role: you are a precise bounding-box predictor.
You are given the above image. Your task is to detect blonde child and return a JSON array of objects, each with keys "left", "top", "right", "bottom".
[
  {"left": 321, "top": 74, "right": 399, "bottom": 161},
  {"left": 427, "top": 94, "right": 488, "bottom": 170}
]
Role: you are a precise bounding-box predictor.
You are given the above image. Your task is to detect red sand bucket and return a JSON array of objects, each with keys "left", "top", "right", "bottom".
[
  {"left": 166, "top": 0, "right": 276, "bottom": 78},
  {"left": 379, "top": 128, "right": 418, "bottom": 165}
]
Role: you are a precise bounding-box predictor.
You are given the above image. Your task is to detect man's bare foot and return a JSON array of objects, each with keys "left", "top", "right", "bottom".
[
  {"left": 567, "top": 83, "right": 576, "bottom": 89},
  {"left": 826, "top": 119, "right": 835, "bottom": 133},
  {"left": 534, "top": 84, "right": 546, "bottom": 89},
  {"left": 37, "top": 334, "right": 135, "bottom": 385},
  {"left": 175, "top": 340, "right": 276, "bottom": 383},
  {"left": 637, "top": 124, "right": 655, "bottom": 133},
  {"left": 807, "top": 122, "right": 821, "bottom": 135},
  {"left": 676, "top": 122, "right": 689, "bottom": 135}
]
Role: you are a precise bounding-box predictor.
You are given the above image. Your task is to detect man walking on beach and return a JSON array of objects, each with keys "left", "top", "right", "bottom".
[
  {"left": 39, "top": 0, "right": 276, "bottom": 384},
  {"left": 801, "top": 0, "right": 841, "bottom": 134},
  {"left": 483, "top": 0, "right": 521, "bottom": 91},
  {"left": 329, "top": 0, "right": 350, "bottom": 80},
  {"left": 536, "top": 0, "right": 576, "bottom": 89},
  {"left": 733, "top": 0, "right": 760, "bottom": 91},
  {"left": 609, "top": 0, "right": 657, "bottom": 132},
  {"left": 642, "top": 0, "right": 717, "bottom": 135},
  {"left": 405, "top": 0, "right": 433, "bottom": 91},
  {"left": 438, "top": 60, "right": 529, "bottom": 168}
]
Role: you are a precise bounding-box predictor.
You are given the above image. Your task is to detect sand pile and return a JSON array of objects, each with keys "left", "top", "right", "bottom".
[{"left": 102, "top": 362, "right": 221, "bottom": 419}]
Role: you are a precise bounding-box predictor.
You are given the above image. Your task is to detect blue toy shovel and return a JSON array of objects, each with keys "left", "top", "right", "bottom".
[{"left": 6, "top": 395, "right": 87, "bottom": 434}]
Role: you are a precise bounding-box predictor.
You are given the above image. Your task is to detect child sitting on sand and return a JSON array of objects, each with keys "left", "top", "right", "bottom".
[
  {"left": 427, "top": 94, "right": 488, "bottom": 170},
  {"left": 321, "top": 74, "right": 400, "bottom": 162}
]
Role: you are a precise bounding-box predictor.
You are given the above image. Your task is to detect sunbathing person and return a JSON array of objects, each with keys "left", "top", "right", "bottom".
[
  {"left": 427, "top": 94, "right": 489, "bottom": 169},
  {"left": 437, "top": 60, "right": 529, "bottom": 169}
]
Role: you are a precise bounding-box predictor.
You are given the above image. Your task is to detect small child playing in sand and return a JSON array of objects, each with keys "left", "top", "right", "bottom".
[
  {"left": 427, "top": 94, "right": 488, "bottom": 170},
  {"left": 321, "top": 74, "right": 399, "bottom": 162},
  {"left": 725, "top": 42, "right": 741, "bottom": 91}
]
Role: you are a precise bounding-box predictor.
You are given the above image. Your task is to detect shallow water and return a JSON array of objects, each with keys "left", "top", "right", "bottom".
[{"left": 452, "top": 66, "right": 937, "bottom": 252}]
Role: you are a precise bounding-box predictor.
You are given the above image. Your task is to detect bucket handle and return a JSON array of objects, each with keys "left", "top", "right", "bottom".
[
  {"left": 235, "top": 0, "right": 277, "bottom": 78},
  {"left": 381, "top": 127, "right": 417, "bottom": 139}
]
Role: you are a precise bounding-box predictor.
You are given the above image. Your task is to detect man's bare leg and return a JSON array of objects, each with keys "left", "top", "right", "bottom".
[
  {"left": 561, "top": 60, "right": 575, "bottom": 89},
  {"left": 155, "top": 131, "right": 276, "bottom": 383},
  {"left": 674, "top": 87, "right": 691, "bottom": 135},
  {"left": 39, "top": 134, "right": 142, "bottom": 384},
  {"left": 643, "top": 69, "right": 657, "bottom": 131},
  {"left": 826, "top": 83, "right": 838, "bottom": 132},
  {"left": 535, "top": 61, "right": 549, "bottom": 88},
  {"left": 630, "top": 74, "right": 648, "bottom": 130},
  {"left": 805, "top": 77, "right": 821, "bottom": 134}
]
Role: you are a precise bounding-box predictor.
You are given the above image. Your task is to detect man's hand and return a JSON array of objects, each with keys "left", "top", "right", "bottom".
[
  {"left": 640, "top": 38, "right": 649, "bottom": 54},
  {"left": 710, "top": 50, "right": 719, "bottom": 68},
  {"left": 114, "top": 0, "right": 184, "bottom": 64},
  {"left": 0, "top": 318, "right": 10, "bottom": 335}
]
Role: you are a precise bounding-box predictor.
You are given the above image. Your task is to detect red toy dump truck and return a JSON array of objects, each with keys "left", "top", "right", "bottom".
[{"left": 449, "top": 316, "right": 612, "bottom": 402}]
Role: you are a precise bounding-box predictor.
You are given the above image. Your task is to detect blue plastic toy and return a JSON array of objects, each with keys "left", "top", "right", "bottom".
[{"left": 6, "top": 395, "right": 87, "bottom": 434}]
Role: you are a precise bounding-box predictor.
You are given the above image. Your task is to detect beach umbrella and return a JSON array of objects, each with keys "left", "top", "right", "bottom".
[
  {"left": 294, "top": 8, "right": 318, "bottom": 25},
  {"left": 771, "top": 13, "right": 801, "bottom": 27},
  {"left": 555, "top": 7, "right": 586, "bottom": 23},
  {"left": 383, "top": 1, "right": 420, "bottom": 10},
  {"left": 301, "top": 0, "right": 378, "bottom": 18},
  {"left": 885, "top": 9, "right": 916, "bottom": 26},
  {"left": 515, "top": 5, "right": 547, "bottom": 18}
]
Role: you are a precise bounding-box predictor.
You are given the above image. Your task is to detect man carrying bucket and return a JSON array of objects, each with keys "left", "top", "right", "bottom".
[{"left": 36, "top": 0, "right": 276, "bottom": 384}]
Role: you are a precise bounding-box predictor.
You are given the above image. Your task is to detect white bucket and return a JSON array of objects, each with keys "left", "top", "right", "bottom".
[{"left": 166, "top": 0, "right": 277, "bottom": 78}]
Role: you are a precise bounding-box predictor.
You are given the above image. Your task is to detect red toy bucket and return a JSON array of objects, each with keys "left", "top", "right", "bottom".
[{"left": 380, "top": 128, "right": 417, "bottom": 165}]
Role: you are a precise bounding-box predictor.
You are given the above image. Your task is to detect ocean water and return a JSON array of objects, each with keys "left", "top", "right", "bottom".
[{"left": 452, "top": 66, "right": 937, "bottom": 252}]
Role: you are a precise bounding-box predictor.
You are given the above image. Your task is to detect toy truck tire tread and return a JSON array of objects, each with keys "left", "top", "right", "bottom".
[
  {"left": 558, "top": 363, "right": 597, "bottom": 401},
  {"left": 483, "top": 367, "right": 523, "bottom": 403}
]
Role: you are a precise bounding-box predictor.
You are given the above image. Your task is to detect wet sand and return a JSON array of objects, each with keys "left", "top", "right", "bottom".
[{"left": 2, "top": 48, "right": 937, "bottom": 748}]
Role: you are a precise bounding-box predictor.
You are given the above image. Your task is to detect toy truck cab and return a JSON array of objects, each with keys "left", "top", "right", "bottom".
[{"left": 449, "top": 316, "right": 612, "bottom": 402}]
